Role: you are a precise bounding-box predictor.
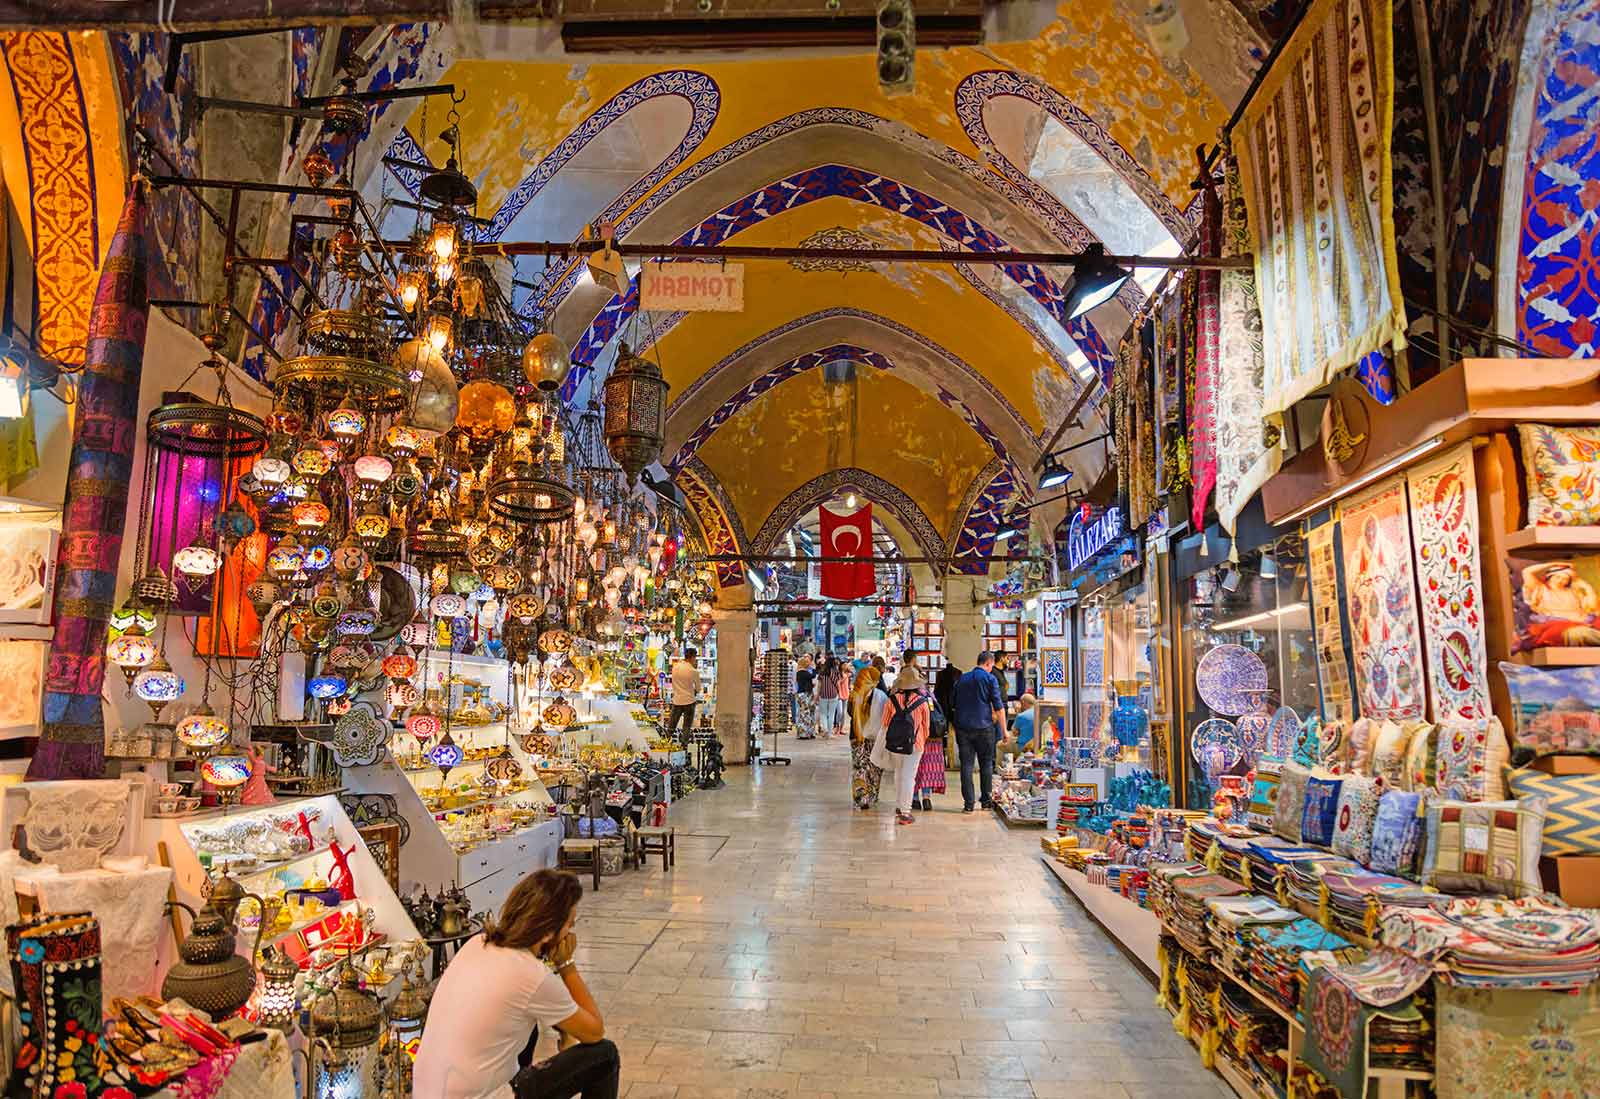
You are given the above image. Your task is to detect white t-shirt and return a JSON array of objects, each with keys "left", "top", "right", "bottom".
[
  {"left": 412, "top": 936, "right": 579, "bottom": 1099},
  {"left": 670, "top": 659, "right": 701, "bottom": 706}
]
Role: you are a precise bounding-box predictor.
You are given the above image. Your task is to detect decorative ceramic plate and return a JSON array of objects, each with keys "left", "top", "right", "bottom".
[
  {"left": 1265, "top": 706, "right": 1303, "bottom": 761},
  {"left": 1195, "top": 644, "right": 1269, "bottom": 716},
  {"left": 1191, "top": 717, "right": 1245, "bottom": 779},
  {"left": 332, "top": 700, "right": 387, "bottom": 767}
]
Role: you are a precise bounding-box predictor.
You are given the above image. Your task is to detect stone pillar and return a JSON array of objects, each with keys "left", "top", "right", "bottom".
[
  {"left": 712, "top": 592, "right": 756, "bottom": 765},
  {"left": 941, "top": 573, "right": 985, "bottom": 669}
]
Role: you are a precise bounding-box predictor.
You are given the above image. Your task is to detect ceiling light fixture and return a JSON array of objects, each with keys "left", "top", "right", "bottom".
[
  {"left": 1038, "top": 458, "right": 1073, "bottom": 491},
  {"left": 844, "top": 493, "right": 858, "bottom": 509},
  {"left": 1063, "top": 243, "right": 1132, "bottom": 319}
]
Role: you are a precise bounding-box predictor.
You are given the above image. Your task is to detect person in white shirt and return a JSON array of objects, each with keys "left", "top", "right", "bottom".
[
  {"left": 666, "top": 647, "right": 701, "bottom": 742},
  {"left": 413, "top": 870, "right": 617, "bottom": 1099}
]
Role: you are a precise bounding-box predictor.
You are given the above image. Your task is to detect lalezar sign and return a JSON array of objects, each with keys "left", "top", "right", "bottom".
[{"left": 1067, "top": 505, "right": 1124, "bottom": 571}]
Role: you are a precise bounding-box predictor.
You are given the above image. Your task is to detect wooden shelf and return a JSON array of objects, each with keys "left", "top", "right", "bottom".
[
  {"left": 1041, "top": 855, "right": 1160, "bottom": 976},
  {"left": 1504, "top": 526, "right": 1600, "bottom": 551},
  {"left": 1506, "top": 647, "right": 1600, "bottom": 667}
]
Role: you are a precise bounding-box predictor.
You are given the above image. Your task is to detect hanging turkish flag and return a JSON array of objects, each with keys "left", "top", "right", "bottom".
[{"left": 819, "top": 503, "right": 876, "bottom": 600}]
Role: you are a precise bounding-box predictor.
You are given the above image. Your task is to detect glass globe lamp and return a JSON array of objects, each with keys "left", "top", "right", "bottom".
[
  {"left": 508, "top": 594, "right": 544, "bottom": 624},
  {"left": 308, "top": 674, "right": 348, "bottom": 700},
  {"left": 302, "top": 543, "right": 332, "bottom": 572},
  {"left": 386, "top": 681, "right": 419, "bottom": 709},
  {"left": 291, "top": 446, "right": 331, "bottom": 477},
  {"left": 542, "top": 698, "right": 577, "bottom": 730},
  {"left": 538, "top": 628, "right": 573, "bottom": 654},
  {"left": 106, "top": 626, "right": 157, "bottom": 685},
  {"left": 424, "top": 731, "right": 464, "bottom": 779},
  {"left": 133, "top": 657, "right": 184, "bottom": 718},
  {"left": 405, "top": 712, "right": 440, "bottom": 744},
  {"left": 382, "top": 652, "right": 417, "bottom": 680},
  {"left": 353, "top": 453, "right": 393, "bottom": 488},
  {"left": 456, "top": 380, "right": 515, "bottom": 440},
  {"left": 252, "top": 454, "right": 292, "bottom": 487},
  {"left": 354, "top": 509, "right": 391, "bottom": 544},
  {"left": 430, "top": 593, "right": 466, "bottom": 619},
  {"left": 326, "top": 402, "right": 367, "bottom": 440},
  {"left": 176, "top": 703, "right": 231, "bottom": 752},
  {"left": 292, "top": 499, "right": 331, "bottom": 532},
  {"left": 385, "top": 421, "right": 422, "bottom": 456}
]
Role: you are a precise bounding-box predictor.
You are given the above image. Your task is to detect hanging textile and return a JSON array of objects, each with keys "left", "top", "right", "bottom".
[
  {"left": 1213, "top": 153, "right": 1281, "bottom": 536},
  {"left": 1308, "top": 521, "right": 1356, "bottom": 726},
  {"left": 1132, "top": 321, "right": 1158, "bottom": 528},
  {"left": 29, "top": 182, "right": 151, "bottom": 780},
  {"left": 1113, "top": 335, "right": 1136, "bottom": 509},
  {"left": 1188, "top": 183, "right": 1222, "bottom": 530},
  {"left": 1234, "top": 0, "right": 1408, "bottom": 420},
  {"left": 818, "top": 502, "right": 875, "bottom": 600},
  {"left": 1158, "top": 284, "right": 1190, "bottom": 496},
  {"left": 1339, "top": 476, "right": 1426, "bottom": 721},
  {"left": 1405, "top": 442, "right": 1491, "bottom": 722}
]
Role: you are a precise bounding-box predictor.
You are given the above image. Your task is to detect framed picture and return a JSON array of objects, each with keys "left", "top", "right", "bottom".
[
  {"left": 358, "top": 821, "right": 402, "bottom": 893},
  {"left": 1041, "top": 648, "right": 1069, "bottom": 688},
  {"left": 1041, "top": 597, "right": 1070, "bottom": 639},
  {"left": 1064, "top": 783, "right": 1100, "bottom": 804},
  {"left": 1081, "top": 647, "right": 1105, "bottom": 689}
]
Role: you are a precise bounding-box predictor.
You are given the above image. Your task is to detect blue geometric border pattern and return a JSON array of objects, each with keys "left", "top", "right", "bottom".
[
  {"left": 523, "top": 106, "right": 1091, "bottom": 315},
  {"left": 749, "top": 467, "right": 946, "bottom": 563},
  {"left": 948, "top": 460, "right": 1021, "bottom": 576},
  {"left": 567, "top": 164, "right": 1117, "bottom": 381},
  {"left": 677, "top": 458, "right": 747, "bottom": 589},
  {"left": 954, "top": 69, "right": 1195, "bottom": 238},
  {"left": 384, "top": 70, "right": 721, "bottom": 247}
]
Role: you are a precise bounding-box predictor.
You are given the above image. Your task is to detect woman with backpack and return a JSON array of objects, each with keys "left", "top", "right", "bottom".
[{"left": 871, "top": 665, "right": 933, "bottom": 825}]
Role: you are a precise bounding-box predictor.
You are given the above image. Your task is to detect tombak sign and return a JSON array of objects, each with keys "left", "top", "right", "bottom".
[{"left": 640, "top": 262, "right": 745, "bottom": 312}]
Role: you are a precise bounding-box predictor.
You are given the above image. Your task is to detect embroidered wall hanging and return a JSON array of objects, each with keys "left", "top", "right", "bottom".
[
  {"left": 1308, "top": 521, "right": 1356, "bottom": 726},
  {"left": 1405, "top": 442, "right": 1490, "bottom": 721},
  {"left": 1234, "top": 0, "right": 1408, "bottom": 421},
  {"left": 1340, "top": 477, "right": 1426, "bottom": 721}
]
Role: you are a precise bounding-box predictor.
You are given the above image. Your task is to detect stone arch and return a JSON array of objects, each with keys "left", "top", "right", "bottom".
[
  {"left": 677, "top": 457, "right": 748, "bottom": 590},
  {"left": 750, "top": 468, "right": 945, "bottom": 564}
]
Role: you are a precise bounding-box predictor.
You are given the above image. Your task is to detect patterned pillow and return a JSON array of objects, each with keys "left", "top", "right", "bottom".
[
  {"left": 1317, "top": 721, "right": 1347, "bottom": 772},
  {"left": 1518, "top": 423, "right": 1600, "bottom": 526},
  {"left": 1403, "top": 721, "right": 1438, "bottom": 792},
  {"left": 1423, "top": 797, "right": 1548, "bottom": 897},
  {"left": 1247, "top": 763, "right": 1283, "bottom": 832},
  {"left": 1434, "top": 716, "right": 1510, "bottom": 801},
  {"left": 1370, "top": 790, "right": 1427, "bottom": 877},
  {"left": 1274, "top": 763, "right": 1312, "bottom": 842},
  {"left": 1504, "top": 769, "right": 1600, "bottom": 856},
  {"left": 1331, "top": 773, "right": 1384, "bottom": 863},
  {"left": 1499, "top": 661, "right": 1600, "bottom": 755},
  {"left": 1370, "top": 721, "right": 1412, "bottom": 786},
  {"left": 1348, "top": 718, "right": 1377, "bottom": 774},
  {"left": 1301, "top": 775, "right": 1345, "bottom": 848}
]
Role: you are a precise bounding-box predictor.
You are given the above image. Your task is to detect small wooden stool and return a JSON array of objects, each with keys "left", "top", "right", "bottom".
[
  {"left": 635, "top": 826, "right": 675, "bottom": 871},
  {"left": 558, "top": 838, "right": 602, "bottom": 890}
]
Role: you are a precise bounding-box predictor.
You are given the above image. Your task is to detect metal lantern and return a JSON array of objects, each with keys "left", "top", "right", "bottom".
[
  {"left": 602, "top": 342, "right": 669, "bottom": 483},
  {"left": 162, "top": 899, "right": 258, "bottom": 1018},
  {"left": 521, "top": 330, "right": 572, "bottom": 392},
  {"left": 255, "top": 944, "right": 301, "bottom": 1032}
]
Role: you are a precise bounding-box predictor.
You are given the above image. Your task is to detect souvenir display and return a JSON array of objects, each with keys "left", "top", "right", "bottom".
[
  {"left": 1423, "top": 797, "right": 1548, "bottom": 898},
  {"left": 1273, "top": 763, "right": 1312, "bottom": 843},
  {"left": 1308, "top": 521, "right": 1356, "bottom": 726},
  {"left": 1507, "top": 552, "right": 1600, "bottom": 653},
  {"left": 1434, "top": 717, "right": 1510, "bottom": 802},
  {"left": 1330, "top": 773, "right": 1384, "bottom": 865},
  {"left": 1369, "top": 720, "right": 1412, "bottom": 787},
  {"left": 1300, "top": 775, "right": 1345, "bottom": 847},
  {"left": 1369, "top": 789, "right": 1427, "bottom": 878},
  {"left": 1517, "top": 423, "right": 1600, "bottom": 527},
  {"left": 1195, "top": 644, "right": 1269, "bottom": 716},
  {"left": 1503, "top": 770, "right": 1600, "bottom": 856}
]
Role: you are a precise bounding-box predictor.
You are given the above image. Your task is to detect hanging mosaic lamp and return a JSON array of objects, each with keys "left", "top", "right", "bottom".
[
  {"left": 425, "top": 730, "right": 464, "bottom": 780},
  {"left": 521, "top": 330, "right": 572, "bottom": 392},
  {"left": 201, "top": 753, "right": 253, "bottom": 805},
  {"left": 602, "top": 342, "right": 669, "bottom": 484},
  {"left": 106, "top": 622, "right": 157, "bottom": 686},
  {"left": 405, "top": 712, "right": 441, "bottom": 745},
  {"left": 133, "top": 657, "right": 185, "bottom": 719},
  {"left": 308, "top": 673, "right": 349, "bottom": 700},
  {"left": 176, "top": 703, "right": 231, "bottom": 752},
  {"left": 537, "top": 628, "right": 573, "bottom": 655},
  {"left": 542, "top": 697, "right": 577, "bottom": 730}
]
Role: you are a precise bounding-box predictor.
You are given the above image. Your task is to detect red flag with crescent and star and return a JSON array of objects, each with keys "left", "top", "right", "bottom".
[{"left": 819, "top": 503, "right": 876, "bottom": 600}]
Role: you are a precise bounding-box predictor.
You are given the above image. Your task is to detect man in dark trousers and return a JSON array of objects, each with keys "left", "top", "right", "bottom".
[{"left": 951, "top": 651, "right": 1005, "bottom": 813}]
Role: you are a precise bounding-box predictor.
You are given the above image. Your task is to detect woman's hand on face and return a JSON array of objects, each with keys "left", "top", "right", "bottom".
[{"left": 546, "top": 931, "right": 578, "bottom": 969}]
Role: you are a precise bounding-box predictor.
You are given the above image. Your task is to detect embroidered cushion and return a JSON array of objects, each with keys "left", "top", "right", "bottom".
[
  {"left": 1506, "top": 552, "right": 1600, "bottom": 654},
  {"left": 1518, "top": 423, "right": 1600, "bottom": 526},
  {"left": 1247, "top": 762, "right": 1283, "bottom": 832},
  {"left": 1301, "top": 775, "right": 1345, "bottom": 848},
  {"left": 1504, "top": 769, "right": 1600, "bottom": 856},
  {"left": 1434, "top": 716, "right": 1509, "bottom": 801},
  {"left": 1423, "top": 796, "right": 1547, "bottom": 897},
  {"left": 1347, "top": 718, "right": 1377, "bottom": 774},
  {"left": 1274, "top": 763, "right": 1312, "bottom": 842},
  {"left": 1316, "top": 721, "right": 1346, "bottom": 773},
  {"left": 1370, "top": 720, "right": 1412, "bottom": 786},
  {"left": 1403, "top": 721, "right": 1438, "bottom": 792},
  {"left": 1330, "top": 773, "right": 1384, "bottom": 863},
  {"left": 1370, "top": 790, "right": 1427, "bottom": 877},
  {"left": 1498, "top": 661, "right": 1600, "bottom": 755}
]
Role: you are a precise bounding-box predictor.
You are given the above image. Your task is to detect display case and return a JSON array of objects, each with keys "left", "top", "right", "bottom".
[{"left": 144, "top": 794, "right": 421, "bottom": 987}]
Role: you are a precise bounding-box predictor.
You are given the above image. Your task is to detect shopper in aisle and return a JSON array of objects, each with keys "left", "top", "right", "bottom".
[
  {"left": 816, "top": 654, "right": 848, "bottom": 736},
  {"left": 850, "top": 663, "right": 888, "bottom": 809},
  {"left": 914, "top": 688, "right": 948, "bottom": 810},
  {"left": 1000, "top": 693, "right": 1037, "bottom": 759},
  {"left": 414, "top": 869, "right": 618, "bottom": 1099},
  {"left": 665, "top": 648, "right": 702, "bottom": 742},
  {"left": 951, "top": 651, "right": 1006, "bottom": 813},
  {"left": 794, "top": 654, "right": 818, "bottom": 739},
  {"left": 871, "top": 665, "right": 933, "bottom": 825}
]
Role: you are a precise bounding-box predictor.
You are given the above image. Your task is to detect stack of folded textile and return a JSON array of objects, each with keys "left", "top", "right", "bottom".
[
  {"left": 1166, "top": 873, "right": 1247, "bottom": 957},
  {"left": 1206, "top": 895, "right": 1300, "bottom": 985},
  {"left": 1217, "top": 981, "right": 1290, "bottom": 1095},
  {"left": 1247, "top": 918, "right": 1357, "bottom": 1013},
  {"left": 1382, "top": 895, "right": 1600, "bottom": 990}
]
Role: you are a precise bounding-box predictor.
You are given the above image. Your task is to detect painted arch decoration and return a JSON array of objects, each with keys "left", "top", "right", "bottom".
[
  {"left": 676, "top": 457, "right": 748, "bottom": 590},
  {"left": 947, "top": 460, "right": 1022, "bottom": 577},
  {"left": 750, "top": 468, "right": 946, "bottom": 565},
  {"left": 564, "top": 163, "right": 1118, "bottom": 386}
]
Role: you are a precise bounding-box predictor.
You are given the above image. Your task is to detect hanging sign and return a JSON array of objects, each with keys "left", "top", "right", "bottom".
[
  {"left": 1067, "top": 505, "right": 1125, "bottom": 571},
  {"left": 640, "top": 262, "right": 745, "bottom": 312}
]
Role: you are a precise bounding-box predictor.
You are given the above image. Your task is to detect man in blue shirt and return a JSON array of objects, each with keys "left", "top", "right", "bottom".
[{"left": 951, "top": 651, "right": 1005, "bottom": 812}]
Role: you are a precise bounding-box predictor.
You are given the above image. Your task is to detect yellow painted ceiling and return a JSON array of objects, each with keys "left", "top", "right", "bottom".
[
  {"left": 694, "top": 366, "right": 995, "bottom": 539},
  {"left": 651, "top": 197, "right": 1069, "bottom": 433},
  {"left": 429, "top": 7, "right": 1230, "bottom": 218}
]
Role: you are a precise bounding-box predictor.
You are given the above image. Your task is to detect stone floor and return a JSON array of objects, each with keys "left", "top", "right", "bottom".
[{"left": 567, "top": 734, "right": 1232, "bottom": 1099}]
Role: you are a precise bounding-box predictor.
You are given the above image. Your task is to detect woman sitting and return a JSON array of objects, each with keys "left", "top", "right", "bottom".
[{"left": 413, "top": 869, "right": 618, "bottom": 1098}]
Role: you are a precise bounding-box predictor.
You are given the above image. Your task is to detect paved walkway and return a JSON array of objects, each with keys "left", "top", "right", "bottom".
[{"left": 568, "top": 734, "right": 1230, "bottom": 1099}]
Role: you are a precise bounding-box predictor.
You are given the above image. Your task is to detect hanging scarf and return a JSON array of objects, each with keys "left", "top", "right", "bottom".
[
  {"left": 29, "top": 182, "right": 151, "bottom": 780},
  {"left": 1189, "top": 179, "right": 1223, "bottom": 530}
]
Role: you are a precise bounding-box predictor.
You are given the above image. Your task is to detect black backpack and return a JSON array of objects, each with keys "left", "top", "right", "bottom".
[{"left": 884, "top": 692, "right": 928, "bottom": 754}]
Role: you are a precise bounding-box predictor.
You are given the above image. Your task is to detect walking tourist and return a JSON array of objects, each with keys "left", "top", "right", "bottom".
[
  {"left": 794, "top": 654, "right": 817, "bottom": 739},
  {"left": 816, "top": 654, "right": 847, "bottom": 736},
  {"left": 666, "top": 648, "right": 700, "bottom": 742},
  {"left": 915, "top": 685, "right": 948, "bottom": 810},
  {"left": 850, "top": 663, "right": 887, "bottom": 809},
  {"left": 871, "top": 665, "right": 933, "bottom": 825},
  {"left": 951, "top": 651, "right": 1005, "bottom": 813}
]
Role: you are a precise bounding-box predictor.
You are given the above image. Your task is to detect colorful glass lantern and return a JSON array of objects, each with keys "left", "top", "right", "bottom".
[
  {"left": 405, "top": 712, "right": 440, "bottom": 743},
  {"left": 602, "top": 341, "right": 669, "bottom": 482},
  {"left": 456, "top": 380, "right": 515, "bottom": 440},
  {"left": 353, "top": 453, "right": 393, "bottom": 487},
  {"left": 133, "top": 657, "right": 184, "bottom": 718},
  {"left": 173, "top": 541, "right": 222, "bottom": 579},
  {"left": 326, "top": 403, "right": 367, "bottom": 439},
  {"left": 176, "top": 704, "right": 231, "bottom": 751},
  {"left": 201, "top": 754, "right": 253, "bottom": 805},
  {"left": 508, "top": 594, "right": 544, "bottom": 624},
  {"left": 215, "top": 502, "right": 256, "bottom": 542},
  {"left": 400, "top": 619, "right": 431, "bottom": 647},
  {"left": 106, "top": 626, "right": 157, "bottom": 684},
  {"left": 547, "top": 661, "right": 583, "bottom": 692},
  {"left": 485, "top": 745, "right": 522, "bottom": 785},
  {"left": 292, "top": 499, "right": 332, "bottom": 532},
  {"left": 382, "top": 652, "right": 417, "bottom": 680},
  {"left": 537, "top": 628, "right": 572, "bottom": 654},
  {"left": 309, "top": 674, "right": 348, "bottom": 700},
  {"left": 255, "top": 945, "right": 300, "bottom": 1032},
  {"left": 302, "top": 544, "right": 332, "bottom": 571},
  {"left": 521, "top": 330, "right": 571, "bottom": 392},
  {"left": 337, "top": 609, "right": 378, "bottom": 636},
  {"left": 449, "top": 569, "right": 480, "bottom": 596},
  {"left": 425, "top": 731, "right": 464, "bottom": 779},
  {"left": 354, "top": 509, "right": 391, "bottom": 543},
  {"left": 385, "top": 421, "right": 423, "bottom": 455},
  {"left": 291, "top": 446, "right": 332, "bottom": 476},
  {"left": 541, "top": 698, "right": 577, "bottom": 730},
  {"left": 265, "top": 407, "right": 303, "bottom": 435},
  {"left": 430, "top": 593, "right": 467, "bottom": 618},
  {"left": 386, "top": 681, "right": 419, "bottom": 710},
  {"left": 252, "top": 455, "right": 292, "bottom": 486},
  {"left": 484, "top": 523, "right": 514, "bottom": 553},
  {"left": 332, "top": 539, "right": 369, "bottom": 580}
]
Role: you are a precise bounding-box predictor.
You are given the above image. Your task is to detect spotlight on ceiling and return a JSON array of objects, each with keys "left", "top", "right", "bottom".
[
  {"left": 1038, "top": 458, "right": 1073, "bottom": 491},
  {"left": 1063, "top": 243, "right": 1132, "bottom": 319},
  {"left": 876, "top": 0, "right": 916, "bottom": 95},
  {"left": 994, "top": 509, "right": 1028, "bottom": 543},
  {"left": 844, "top": 493, "right": 858, "bottom": 509},
  {"left": 1259, "top": 554, "right": 1278, "bottom": 580}
]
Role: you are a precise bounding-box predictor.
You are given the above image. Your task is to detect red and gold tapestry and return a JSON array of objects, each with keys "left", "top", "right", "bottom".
[{"left": 1339, "top": 476, "right": 1425, "bottom": 721}]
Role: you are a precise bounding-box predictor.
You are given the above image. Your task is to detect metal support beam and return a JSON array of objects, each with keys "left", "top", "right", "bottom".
[{"left": 699, "top": 554, "right": 1039, "bottom": 566}]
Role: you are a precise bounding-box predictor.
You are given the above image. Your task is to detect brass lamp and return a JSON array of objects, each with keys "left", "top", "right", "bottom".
[
  {"left": 255, "top": 944, "right": 301, "bottom": 1032},
  {"left": 602, "top": 342, "right": 669, "bottom": 484},
  {"left": 161, "top": 898, "right": 258, "bottom": 1019}
]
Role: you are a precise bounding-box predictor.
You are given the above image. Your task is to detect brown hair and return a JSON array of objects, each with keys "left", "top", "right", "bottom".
[{"left": 483, "top": 869, "right": 583, "bottom": 952}]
